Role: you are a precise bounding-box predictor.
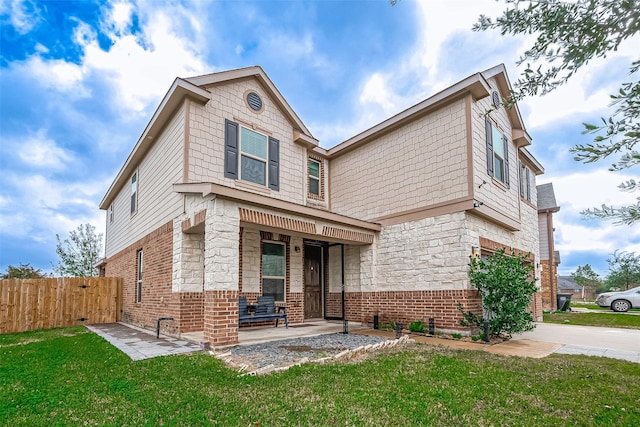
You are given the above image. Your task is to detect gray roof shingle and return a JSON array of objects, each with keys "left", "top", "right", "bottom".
[{"left": 537, "top": 183, "right": 560, "bottom": 212}]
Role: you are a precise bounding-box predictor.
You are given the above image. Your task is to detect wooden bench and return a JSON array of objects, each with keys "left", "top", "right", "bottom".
[{"left": 239, "top": 296, "right": 288, "bottom": 328}]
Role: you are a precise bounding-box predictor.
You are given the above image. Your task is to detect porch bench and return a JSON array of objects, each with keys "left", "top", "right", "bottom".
[{"left": 239, "top": 296, "right": 288, "bottom": 328}]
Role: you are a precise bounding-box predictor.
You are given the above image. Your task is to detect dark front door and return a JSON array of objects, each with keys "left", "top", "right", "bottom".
[{"left": 304, "top": 244, "right": 322, "bottom": 319}]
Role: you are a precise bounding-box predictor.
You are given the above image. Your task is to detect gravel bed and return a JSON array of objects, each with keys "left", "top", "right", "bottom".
[{"left": 227, "top": 333, "right": 389, "bottom": 369}]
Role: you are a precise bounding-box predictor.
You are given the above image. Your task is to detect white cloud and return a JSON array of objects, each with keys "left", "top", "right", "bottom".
[
  {"left": 1, "top": 0, "right": 43, "bottom": 34},
  {"left": 23, "top": 56, "right": 86, "bottom": 94},
  {"left": 16, "top": 130, "right": 74, "bottom": 170}
]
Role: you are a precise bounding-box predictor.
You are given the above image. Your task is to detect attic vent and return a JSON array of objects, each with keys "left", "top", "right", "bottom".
[
  {"left": 491, "top": 91, "right": 501, "bottom": 108},
  {"left": 247, "top": 92, "right": 263, "bottom": 111}
]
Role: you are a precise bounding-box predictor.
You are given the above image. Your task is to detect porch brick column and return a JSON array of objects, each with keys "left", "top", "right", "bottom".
[{"left": 203, "top": 199, "right": 240, "bottom": 346}]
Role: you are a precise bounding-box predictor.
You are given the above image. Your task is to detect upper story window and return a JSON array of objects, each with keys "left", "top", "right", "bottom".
[
  {"left": 224, "top": 119, "right": 279, "bottom": 191},
  {"left": 308, "top": 158, "right": 321, "bottom": 196},
  {"left": 485, "top": 117, "right": 510, "bottom": 188},
  {"left": 240, "top": 127, "right": 268, "bottom": 186},
  {"left": 130, "top": 171, "right": 138, "bottom": 214},
  {"left": 519, "top": 161, "right": 532, "bottom": 201}
]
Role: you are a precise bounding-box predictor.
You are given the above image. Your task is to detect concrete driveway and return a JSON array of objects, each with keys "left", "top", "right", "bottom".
[{"left": 515, "top": 323, "right": 640, "bottom": 363}]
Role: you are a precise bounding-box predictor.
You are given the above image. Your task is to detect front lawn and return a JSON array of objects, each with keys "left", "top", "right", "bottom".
[
  {"left": 544, "top": 312, "right": 640, "bottom": 329},
  {"left": 571, "top": 302, "right": 640, "bottom": 312},
  {"left": 1, "top": 327, "right": 639, "bottom": 426}
]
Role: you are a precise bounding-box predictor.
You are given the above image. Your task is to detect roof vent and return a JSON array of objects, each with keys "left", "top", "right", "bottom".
[
  {"left": 247, "top": 92, "right": 263, "bottom": 111},
  {"left": 491, "top": 91, "right": 501, "bottom": 108}
]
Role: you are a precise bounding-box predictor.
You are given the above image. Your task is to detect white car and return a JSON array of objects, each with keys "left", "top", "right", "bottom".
[{"left": 596, "top": 286, "right": 640, "bottom": 312}]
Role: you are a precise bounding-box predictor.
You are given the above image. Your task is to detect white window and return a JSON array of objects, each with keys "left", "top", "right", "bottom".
[
  {"left": 130, "top": 171, "right": 138, "bottom": 214},
  {"left": 262, "top": 241, "right": 285, "bottom": 302},
  {"left": 308, "top": 158, "right": 321, "bottom": 196},
  {"left": 485, "top": 118, "right": 510, "bottom": 187},
  {"left": 136, "top": 249, "right": 143, "bottom": 303},
  {"left": 240, "top": 127, "right": 268, "bottom": 186},
  {"left": 492, "top": 125, "right": 507, "bottom": 183}
]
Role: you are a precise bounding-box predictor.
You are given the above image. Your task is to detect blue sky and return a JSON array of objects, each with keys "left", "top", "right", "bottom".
[{"left": 1, "top": 0, "right": 638, "bottom": 278}]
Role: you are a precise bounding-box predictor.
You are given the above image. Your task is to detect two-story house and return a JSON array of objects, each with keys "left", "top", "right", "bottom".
[{"left": 99, "top": 64, "right": 544, "bottom": 346}]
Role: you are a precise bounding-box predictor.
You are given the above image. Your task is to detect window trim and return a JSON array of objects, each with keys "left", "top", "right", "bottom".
[
  {"left": 130, "top": 170, "right": 138, "bottom": 215},
  {"left": 485, "top": 117, "right": 510, "bottom": 187},
  {"left": 261, "top": 240, "right": 286, "bottom": 303},
  {"left": 239, "top": 126, "right": 268, "bottom": 186},
  {"left": 136, "top": 249, "right": 143, "bottom": 303},
  {"left": 308, "top": 158, "right": 321, "bottom": 197}
]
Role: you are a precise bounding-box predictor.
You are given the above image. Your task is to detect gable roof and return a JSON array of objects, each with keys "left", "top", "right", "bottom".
[
  {"left": 100, "top": 66, "right": 316, "bottom": 210},
  {"left": 328, "top": 64, "right": 531, "bottom": 157},
  {"left": 537, "top": 183, "right": 560, "bottom": 213},
  {"left": 185, "top": 66, "right": 315, "bottom": 140}
]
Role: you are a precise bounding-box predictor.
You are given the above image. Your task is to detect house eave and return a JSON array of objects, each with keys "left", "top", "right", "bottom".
[
  {"left": 173, "top": 182, "right": 381, "bottom": 233},
  {"left": 99, "top": 79, "right": 210, "bottom": 210},
  {"left": 520, "top": 147, "right": 545, "bottom": 175},
  {"left": 185, "top": 66, "right": 316, "bottom": 143},
  {"left": 327, "top": 73, "right": 492, "bottom": 158}
]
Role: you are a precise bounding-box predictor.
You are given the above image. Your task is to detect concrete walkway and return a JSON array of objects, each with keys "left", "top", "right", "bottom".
[
  {"left": 87, "top": 323, "right": 202, "bottom": 361},
  {"left": 514, "top": 322, "right": 640, "bottom": 363}
]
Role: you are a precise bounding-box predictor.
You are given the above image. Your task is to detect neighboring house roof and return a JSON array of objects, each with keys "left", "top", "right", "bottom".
[
  {"left": 558, "top": 276, "right": 579, "bottom": 291},
  {"left": 537, "top": 182, "right": 560, "bottom": 213},
  {"left": 329, "top": 63, "right": 532, "bottom": 158},
  {"left": 100, "top": 66, "right": 317, "bottom": 210}
]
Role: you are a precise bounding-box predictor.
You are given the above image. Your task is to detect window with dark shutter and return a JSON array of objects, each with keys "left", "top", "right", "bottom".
[
  {"left": 525, "top": 168, "right": 531, "bottom": 201},
  {"left": 485, "top": 116, "right": 494, "bottom": 177},
  {"left": 268, "top": 136, "right": 279, "bottom": 191},
  {"left": 224, "top": 119, "right": 239, "bottom": 179},
  {"left": 519, "top": 161, "right": 525, "bottom": 198},
  {"left": 502, "top": 135, "right": 510, "bottom": 189}
]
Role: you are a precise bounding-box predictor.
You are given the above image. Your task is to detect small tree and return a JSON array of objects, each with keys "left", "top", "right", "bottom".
[
  {"left": 459, "top": 248, "right": 537, "bottom": 339},
  {"left": 1, "top": 263, "right": 47, "bottom": 279},
  {"left": 54, "top": 223, "right": 103, "bottom": 277},
  {"left": 571, "top": 264, "right": 602, "bottom": 296},
  {"left": 605, "top": 250, "right": 640, "bottom": 290}
]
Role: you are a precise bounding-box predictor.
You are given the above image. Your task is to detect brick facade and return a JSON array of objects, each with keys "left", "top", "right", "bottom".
[{"left": 540, "top": 259, "right": 558, "bottom": 310}]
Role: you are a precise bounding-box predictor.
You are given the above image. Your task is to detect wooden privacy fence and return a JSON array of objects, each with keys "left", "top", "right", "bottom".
[{"left": 0, "top": 277, "right": 122, "bottom": 334}]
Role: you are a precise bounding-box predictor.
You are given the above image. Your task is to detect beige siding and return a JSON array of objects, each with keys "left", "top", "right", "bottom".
[
  {"left": 538, "top": 214, "right": 550, "bottom": 260},
  {"left": 188, "top": 78, "right": 306, "bottom": 205},
  {"left": 329, "top": 99, "right": 468, "bottom": 220},
  {"left": 471, "top": 78, "right": 521, "bottom": 222},
  {"left": 105, "top": 105, "right": 185, "bottom": 257}
]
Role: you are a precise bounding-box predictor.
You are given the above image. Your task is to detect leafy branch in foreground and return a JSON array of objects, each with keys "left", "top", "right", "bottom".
[{"left": 475, "top": 0, "right": 640, "bottom": 224}]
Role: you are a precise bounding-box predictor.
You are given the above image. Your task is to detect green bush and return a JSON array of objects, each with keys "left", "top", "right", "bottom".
[
  {"left": 409, "top": 321, "right": 424, "bottom": 333},
  {"left": 458, "top": 248, "right": 537, "bottom": 339}
]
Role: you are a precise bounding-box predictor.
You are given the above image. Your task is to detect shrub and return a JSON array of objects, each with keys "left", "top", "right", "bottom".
[
  {"left": 409, "top": 321, "right": 424, "bottom": 333},
  {"left": 458, "top": 248, "right": 537, "bottom": 339}
]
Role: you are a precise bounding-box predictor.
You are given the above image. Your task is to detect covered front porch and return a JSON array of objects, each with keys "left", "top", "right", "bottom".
[{"left": 174, "top": 186, "right": 381, "bottom": 347}]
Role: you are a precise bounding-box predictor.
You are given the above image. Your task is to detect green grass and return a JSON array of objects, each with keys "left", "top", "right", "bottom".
[
  {"left": 571, "top": 302, "right": 640, "bottom": 312},
  {"left": 544, "top": 312, "right": 640, "bottom": 329},
  {"left": 1, "top": 327, "right": 640, "bottom": 426}
]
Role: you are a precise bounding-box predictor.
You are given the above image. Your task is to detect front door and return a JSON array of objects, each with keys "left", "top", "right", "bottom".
[{"left": 304, "top": 244, "right": 322, "bottom": 319}]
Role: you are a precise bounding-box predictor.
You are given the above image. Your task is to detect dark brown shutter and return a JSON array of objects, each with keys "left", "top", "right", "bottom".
[
  {"left": 526, "top": 168, "right": 531, "bottom": 200},
  {"left": 518, "top": 160, "right": 524, "bottom": 198},
  {"left": 485, "top": 116, "right": 494, "bottom": 177},
  {"left": 224, "top": 119, "right": 239, "bottom": 179},
  {"left": 502, "top": 135, "right": 510, "bottom": 188},
  {"left": 268, "top": 136, "right": 279, "bottom": 191}
]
